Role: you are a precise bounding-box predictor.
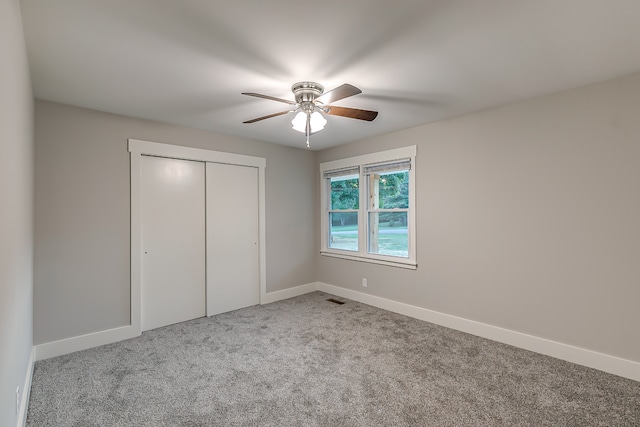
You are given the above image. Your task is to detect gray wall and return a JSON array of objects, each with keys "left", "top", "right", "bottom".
[
  {"left": 317, "top": 72, "right": 640, "bottom": 363},
  {"left": 0, "top": 0, "right": 34, "bottom": 425},
  {"left": 34, "top": 101, "right": 317, "bottom": 345}
]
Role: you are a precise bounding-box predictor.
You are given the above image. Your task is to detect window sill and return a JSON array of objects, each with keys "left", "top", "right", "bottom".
[{"left": 320, "top": 250, "right": 417, "bottom": 270}]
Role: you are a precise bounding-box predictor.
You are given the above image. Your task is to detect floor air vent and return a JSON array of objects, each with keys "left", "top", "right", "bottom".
[{"left": 326, "top": 298, "right": 345, "bottom": 305}]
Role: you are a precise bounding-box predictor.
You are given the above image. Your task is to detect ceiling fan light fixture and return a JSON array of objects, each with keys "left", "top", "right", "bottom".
[{"left": 291, "top": 111, "right": 326, "bottom": 133}]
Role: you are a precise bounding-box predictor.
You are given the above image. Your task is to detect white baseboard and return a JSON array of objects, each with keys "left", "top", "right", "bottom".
[
  {"left": 315, "top": 282, "right": 640, "bottom": 382},
  {"left": 34, "top": 284, "right": 320, "bottom": 361},
  {"left": 32, "top": 283, "right": 639, "bottom": 382},
  {"left": 262, "top": 282, "right": 319, "bottom": 304},
  {"left": 17, "top": 347, "right": 35, "bottom": 427},
  {"left": 35, "top": 325, "right": 139, "bottom": 361}
]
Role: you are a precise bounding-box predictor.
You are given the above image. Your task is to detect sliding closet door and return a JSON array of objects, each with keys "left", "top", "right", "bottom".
[
  {"left": 141, "top": 156, "right": 206, "bottom": 331},
  {"left": 206, "top": 162, "right": 259, "bottom": 315}
]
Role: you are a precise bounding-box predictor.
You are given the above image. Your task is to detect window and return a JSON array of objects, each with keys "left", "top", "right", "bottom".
[
  {"left": 320, "top": 146, "right": 416, "bottom": 269},
  {"left": 327, "top": 167, "right": 360, "bottom": 252}
]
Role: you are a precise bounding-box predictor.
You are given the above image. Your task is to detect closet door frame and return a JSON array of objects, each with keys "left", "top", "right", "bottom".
[{"left": 128, "top": 138, "right": 266, "bottom": 335}]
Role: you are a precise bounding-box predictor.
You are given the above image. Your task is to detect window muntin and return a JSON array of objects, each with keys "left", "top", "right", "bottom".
[{"left": 320, "top": 146, "right": 416, "bottom": 269}]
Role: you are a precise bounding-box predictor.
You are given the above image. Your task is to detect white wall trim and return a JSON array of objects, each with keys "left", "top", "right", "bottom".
[
  {"left": 17, "top": 347, "right": 36, "bottom": 427},
  {"left": 128, "top": 139, "right": 266, "bottom": 168},
  {"left": 261, "top": 282, "right": 319, "bottom": 305},
  {"left": 319, "top": 145, "right": 416, "bottom": 173},
  {"left": 319, "top": 251, "right": 417, "bottom": 269},
  {"left": 315, "top": 282, "right": 640, "bottom": 382},
  {"left": 32, "top": 280, "right": 316, "bottom": 361},
  {"left": 31, "top": 280, "right": 640, "bottom": 382},
  {"left": 128, "top": 139, "right": 267, "bottom": 333},
  {"left": 34, "top": 325, "right": 138, "bottom": 361}
]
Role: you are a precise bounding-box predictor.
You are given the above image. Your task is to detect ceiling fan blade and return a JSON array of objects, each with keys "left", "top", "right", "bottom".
[
  {"left": 243, "top": 110, "right": 292, "bottom": 124},
  {"left": 316, "top": 84, "right": 362, "bottom": 104},
  {"left": 242, "top": 92, "right": 297, "bottom": 105},
  {"left": 325, "top": 106, "right": 378, "bottom": 121}
]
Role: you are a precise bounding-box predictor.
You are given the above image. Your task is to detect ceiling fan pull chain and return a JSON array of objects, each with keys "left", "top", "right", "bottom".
[{"left": 306, "top": 113, "right": 311, "bottom": 148}]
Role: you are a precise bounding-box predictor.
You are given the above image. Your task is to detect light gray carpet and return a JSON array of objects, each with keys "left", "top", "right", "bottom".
[{"left": 27, "top": 292, "right": 639, "bottom": 426}]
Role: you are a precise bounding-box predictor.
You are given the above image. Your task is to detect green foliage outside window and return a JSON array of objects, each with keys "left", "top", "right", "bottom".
[
  {"left": 330, "top": 172, "right": 409, "bottom": 227},
  {"left": 330, "top": 178, "right": 359, "bottom": 226},
  {"left": 378, "top": 171, "right": 409, "bottom": 226},
  {"left": 330, "top": 178, "right": 359, "bottom": 210}
]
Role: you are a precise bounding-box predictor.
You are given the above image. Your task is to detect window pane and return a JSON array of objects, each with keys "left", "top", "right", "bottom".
[
  {"left": 329, "top": 212, "right": 358, "bottom": 251},
  {"left": 368, "top": 212, "right": 408, "bottom": 257},
  {"left": 330, "top": 176, "right": 359, "bottom": 210},
  {"left": 374, "top": 171, "right": 408, "bottom": 209}
]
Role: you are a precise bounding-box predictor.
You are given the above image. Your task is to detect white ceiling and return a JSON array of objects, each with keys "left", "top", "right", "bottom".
[{"left": 20, "top": 0, "right": 640, "bottom": 150}]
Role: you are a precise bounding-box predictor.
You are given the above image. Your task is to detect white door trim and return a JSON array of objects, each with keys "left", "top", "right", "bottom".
[{"left": 128, "top": 139, "right": 267, "bottom": 335}]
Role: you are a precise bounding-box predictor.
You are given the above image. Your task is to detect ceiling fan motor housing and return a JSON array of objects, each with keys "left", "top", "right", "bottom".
[{"left": 292, "top": 82, "right": 324, "bottom": 112}]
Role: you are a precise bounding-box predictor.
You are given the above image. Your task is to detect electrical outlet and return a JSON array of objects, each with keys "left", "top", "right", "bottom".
[
  {"left": 362, "top": 277, "right": 368, "bottom": 288},
  {"left": 16, "top": 386, "right": 19, "bottom": 415}
]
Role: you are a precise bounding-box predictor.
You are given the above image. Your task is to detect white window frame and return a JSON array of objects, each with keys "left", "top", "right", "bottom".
[{"left": 320, "top": 146, "right": 417, "bottom": 269}]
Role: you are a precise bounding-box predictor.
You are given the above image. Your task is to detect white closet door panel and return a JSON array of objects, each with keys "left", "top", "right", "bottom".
[
  {"left": 206, "top": 162, "right": 259, "bottom": 315},
  {"left": 141, "top": 156, "right": 206, "bottom": 331}
]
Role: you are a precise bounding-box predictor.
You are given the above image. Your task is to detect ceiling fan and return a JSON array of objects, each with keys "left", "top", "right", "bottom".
[{"left": 242, "top": 82, "right": 378, "bottom": 148}]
